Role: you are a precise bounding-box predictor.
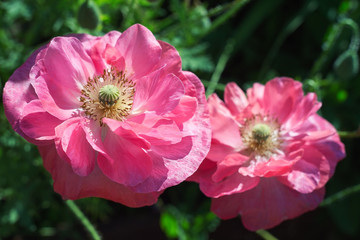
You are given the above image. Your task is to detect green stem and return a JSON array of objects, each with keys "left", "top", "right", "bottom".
[
  {"left": 258, "top": 0, "right": 318, "bottom": 81},
  {"left": 202, "top": 80, "right": 226, "bottom": 92},
  {"left": 206, "top": 0, "right": 252, "bottom": 35},
  {"left": 205, "top": 38, "right": 235, "bottom": 97},
  {"left": 338, "top": 129, "right": 360, "bottom": 138},
  {"left": 66, "top": 200, "right": 102, "bottom": 240},
  {"left": 311, "top": 17, "right": 360, "bottom": 76},
  {"left": 339, "top": 18, "right": 360, "bottom": 51},
  {"left": 320, "top": 183, "right": 360, "bottom": 207},
  {"left": 256, "top": 229, "right": 279, "bottom": 240}
]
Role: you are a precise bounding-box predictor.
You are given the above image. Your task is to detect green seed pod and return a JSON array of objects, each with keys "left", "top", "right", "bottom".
[
  {"left": 77, "top": 0, "right": 100, "bottom": 30},
  {"left": 99, "top": 85, "right": 120, "bottom": 107},
  {"left": 252, "top": 123, "right": 271, "bottom": 142},
  {"left": 334, "top": 49, "right": 359, "bottom": 80}
]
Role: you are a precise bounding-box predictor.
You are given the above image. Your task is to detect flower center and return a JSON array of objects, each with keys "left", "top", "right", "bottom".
[
  {"left": 240, "top": 116, "right": 282, "bottom": 158},
  {"left": 99, "top": 85, "right": 120, "bottom": 107},
  {"left": 80, "top": 68, "right": 135, "bottom": 125},
  {"left": 252, "top": 123, "right": 271, "bottom": 142}
]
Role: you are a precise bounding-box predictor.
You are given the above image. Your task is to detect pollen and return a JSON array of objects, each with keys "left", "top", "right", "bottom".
[
  {"left": 80, "top": 67, "right": 135, "bottom": 125},
  {"left": 240, "top": 115, "right": 282, "bottom": 158}
]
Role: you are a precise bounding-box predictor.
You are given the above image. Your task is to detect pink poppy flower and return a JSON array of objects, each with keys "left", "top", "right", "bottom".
[
  {"left": 190, "top": 78, "right": 345, "bottom": 230},
  {"left": 3, "top": 24, "right": 211, "bottom": 207}
]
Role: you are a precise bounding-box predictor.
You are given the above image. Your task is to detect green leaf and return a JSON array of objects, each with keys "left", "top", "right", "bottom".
[{"left": 160, "top": 211, "right": 179, "bottom": 239}]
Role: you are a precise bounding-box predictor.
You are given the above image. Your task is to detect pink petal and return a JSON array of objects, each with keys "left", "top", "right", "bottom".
[
  {"left": 211, "top": 178, "right": 325, "bottom": 231},
  {"left": 3, "top": 47, "right": 43, "bottom": 138},
  {"left": 311, "top": 140, "right": 345, "bottom": 178},
  {"left": 296, "top": 114, "right": 345, "bottom": 177},
  {"left": 102, "top": 30, "right": 122, "bottom": 47},
  {"left": 127, "top": 113, "right": 182, "bottom": 145},
  {"left": 32, "top": 37, "right": 96, "bottom": 120},
  {"left": 262, "top": 77, "right": 303, "bottom": 123},
  {"left": 164, "top": 95, "right": 198, "bottom": 124},
  {"left": 212, "top": 153, "right": 249, "bottom": 182},
  {"left": 208, "top": 94, "right": 242, "bottom": 149},
  {"left": 284, "top": 92, "right": 322, "bottom": 130},
  {"left": 98, "top": 119, "right": 152, "bottom": 186},
  {"left": 224, "top": 82, "right": 248, "bottom": 116},
  {"left": 134, "top": 71, "right": 211, "bottom": 193},
  {"left": 76, "top": 31, "right": 123, "bottom": 74},
  {"left": 132, "top": 70, "right": 185, "bottom": 115},
  {"left": 246, "top": 83, "right": 265, "bottom": 107},
  {"left": 32, "top": 75, "right": 76, "bottom": 120},
  {"left": 193, "top": 158, "right": 259, "bottom": 198},
  {"left": 239, "top": 157, "right": 294, "bottom": 178},
  {"left": 55, "top": 118, "right": 96, "bottom": 176},
  {"left": 103, "top": 44, "right": 125, "bottom": 70},
  {"left": 154, "top": 40, "right": 182, "bottom": 76},
  {"left": 151, "top": 136, "right": 193, "bottom": 160},
  {"left": 206, "top": 140, "right": 237, "bottom": 162},
  {"left": 278, "top": 145, "right": 335, "bottom": 193},
  {"left": 205, "top": 173, "right": 259, "bottom": 198},
  {"left": 133, "top": 136, "right": 193, "bottom": 193},
  {"left": 116, "top": 24, "right": 162, "bottom": 78},
  {"left": 39, "top": 145, "right": 161, "bottom": 207},
  {"left": 19, "top": 100, "right": 62, "bottom": 144}
]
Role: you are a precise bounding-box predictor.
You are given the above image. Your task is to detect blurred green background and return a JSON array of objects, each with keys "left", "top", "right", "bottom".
[{"left": 1, "top": 0, "right": 360, "bottom": 239}]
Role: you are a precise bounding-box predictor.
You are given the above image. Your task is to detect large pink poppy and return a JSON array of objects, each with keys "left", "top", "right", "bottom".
[
  {"left": 190, "top": 78, "right": 345, "bottom": 230},
  {"left": 4, "top": 24, "right": 211, "bottom": 207}
]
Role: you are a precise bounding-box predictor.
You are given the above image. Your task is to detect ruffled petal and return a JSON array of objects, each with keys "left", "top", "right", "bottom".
[
  {"left": 19, "top": 100, "right": 62, "bottom": 144},
  {"left": 246, "top": 82, "right": 265, "bottom": 110},
  {"left": 132, "top": 70, "right": 184, "bottom": 115},
  {"left": 3, "top": 47, "right": 43, "bottom": 137},
  {"left": 206, "top": 140, "right": 237, "bottom": 162},
  {"left": 116, "top": 24, "right": 162, "bottom": 78},
  {"left": 32, "top": 37, "right": 96, "bottom": 120},
  {"left": 208, "top": 94, "right": 242, "bottom": 149},
  {"left": 39, "top": 145, "right": 161, "bottom": 207},
  {"left": 191, "top": 159, "right": 259, "bottom": 198},
  {"left": 55, "top": 118, "right": 96, "bottom": 176},
  {"left": 164, "top": 95, "right": 198, "bottom": 125},
  {"left": 154, "top": 40, "right": 182, "bottom": 76},
  {"left": 133, "top": 71, "right": 211, "bottom": 193},
  {"left": 98, "top": 118, "right": 152, "bottom": 186},
  {"left": 224, "top": 82, "right": 248, "bottom": 116},
  {"left": 211, "top": 178, "right": 325, "bottom": 231},
  {"left": 239, "top": 157, "right": 294, "bottom": 178},
  {"left": 127, "top": 113, "right": 182, "bottom": 145},
  {"left": 262, "top": 77, "right": 303, "bottom": 123},
  {"left": 151, "top": 136, "right": 193, "bottom": 160},
  {"left": 283, "top": 92, "right": 322, "bottom": 130},
  {"left": 304, "top": 115, "right": 345, "bottom": 175},
  {"left": 212, "top": 153, "right": 249, "bottom": 182}
]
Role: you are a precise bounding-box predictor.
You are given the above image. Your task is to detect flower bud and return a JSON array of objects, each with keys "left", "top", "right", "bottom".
[
  {"left": 77, "top": 0, "right": 100, "bottom": 30},
  {"left": 334, "top": 49, "right": 359, "bottom": 80}
]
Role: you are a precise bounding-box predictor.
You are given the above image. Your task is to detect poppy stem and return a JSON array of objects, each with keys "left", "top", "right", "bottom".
[
  {"left": 65, "top": 200, "right": 102, "bottom": 240},
  {"left": 205, "top": 38, "right": 235, "bottom": 97},
  {"left": 256, "top": 229, "right": 279, "bottom": 240},
  {"left": 320, "top": 183, "right": 360, "bottom": 207},
  {"left": 338, "top": 129, "right": 360, "bottom": 138}
]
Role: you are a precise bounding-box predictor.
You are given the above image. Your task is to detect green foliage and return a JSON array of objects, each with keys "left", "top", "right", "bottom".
[
  {"left": 1, "top": 0, "right": 360, "bottom": 239},
  {"left": 160, "top": 205, "right": 219, "bottom": 240}
]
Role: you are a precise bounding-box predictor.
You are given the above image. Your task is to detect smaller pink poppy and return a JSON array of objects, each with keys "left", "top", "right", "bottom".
[
  {"left": 190, "top": 78, "right": 345, "bottom": 230},
  {"left": 3, "top": 24, "right": 211, "bottom": 207}
]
